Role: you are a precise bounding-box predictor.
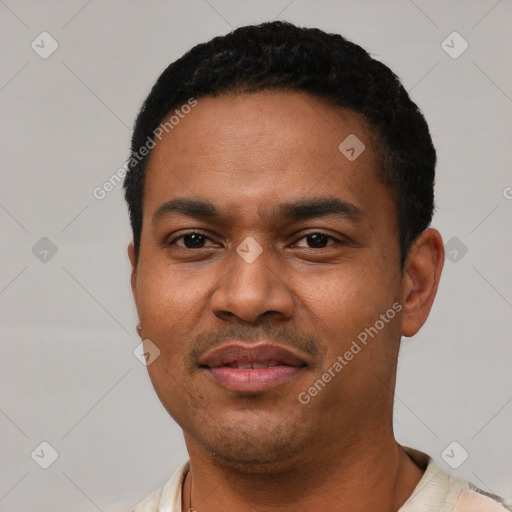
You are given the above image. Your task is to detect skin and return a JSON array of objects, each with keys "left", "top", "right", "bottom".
[{"left": 128, "top": 90, "right": 445, "bottom": 512}]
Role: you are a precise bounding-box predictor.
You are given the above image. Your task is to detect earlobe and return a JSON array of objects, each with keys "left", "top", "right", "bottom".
[
  {"left": 400, "top": 228, "right": 445, "bottom": 338},
  {"left": 128, "top": 242, "right": 138, "bottom": 309},
  {"left": 128, "top": 241, "right": 137, "bottom": 272}
]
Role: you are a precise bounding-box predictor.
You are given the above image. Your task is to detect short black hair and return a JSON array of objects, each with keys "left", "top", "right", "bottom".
[{"left": 124, "top": 20, "right": 436, "bottom": 269}]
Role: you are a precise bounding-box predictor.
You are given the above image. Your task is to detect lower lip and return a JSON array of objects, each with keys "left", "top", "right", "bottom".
[{"left": 206, "top": 366, "right": 303, "bottom": 393}]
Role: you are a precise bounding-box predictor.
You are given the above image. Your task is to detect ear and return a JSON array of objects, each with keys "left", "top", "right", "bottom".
[
  {"left": 128, "top": 241, "right": 139, "bottom": 312},
  {"left": 401, "top": 228, "right": 445, "bottom": 338}
]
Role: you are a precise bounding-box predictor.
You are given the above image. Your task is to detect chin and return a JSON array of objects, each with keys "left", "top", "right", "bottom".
[
  {"left": 205, "top": 444, "right": 304, "bottom": 475},
  {"left": 188, "top": 416, "right": 311, "bottom": 474}
]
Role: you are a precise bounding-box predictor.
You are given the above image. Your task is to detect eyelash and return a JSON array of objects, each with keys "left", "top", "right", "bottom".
[{"left": 167, "top": 230, "right": 345, "bottom": 249}]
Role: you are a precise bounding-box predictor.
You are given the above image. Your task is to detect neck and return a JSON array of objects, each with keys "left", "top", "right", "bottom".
[{"left": 182, "top": 434, "right": 424, "bottom": 512}]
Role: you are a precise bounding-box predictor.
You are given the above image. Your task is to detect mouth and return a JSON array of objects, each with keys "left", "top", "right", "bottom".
[{"left": 199, "top": 343, "right": 308, "bottom": 393}]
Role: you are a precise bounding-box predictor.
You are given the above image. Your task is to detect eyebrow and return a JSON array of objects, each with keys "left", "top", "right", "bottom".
[{"left": 152, "top": 197, "right": 365, "bottom": 226}]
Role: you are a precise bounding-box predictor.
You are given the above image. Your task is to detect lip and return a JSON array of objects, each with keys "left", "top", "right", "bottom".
[{"left": 200, "top": 342, "right": 307, "bottom": 393}]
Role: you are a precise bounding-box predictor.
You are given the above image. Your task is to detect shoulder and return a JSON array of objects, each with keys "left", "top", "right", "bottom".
[
  {"left": 456, "top": 485, "right": 512, "bottom": 512},
  {"left": 400, "top": 445, "right": 512, "bottom": 512},
  {"left": 131, "top": 460, "right": 190, "bottom": 512},
  {"left": 131, "top": 486, "right": 163, "bottom": 512}
]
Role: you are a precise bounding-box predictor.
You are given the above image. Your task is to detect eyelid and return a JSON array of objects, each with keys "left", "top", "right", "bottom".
[
  {"left": 167, "top": 230, "right": 218, "bottom": 247},
  {"left": 291, "top": 231, "right": 346, "bottom": 247},
  {"left": 166, "top": 229, "right": 347, "bottom": 249}
]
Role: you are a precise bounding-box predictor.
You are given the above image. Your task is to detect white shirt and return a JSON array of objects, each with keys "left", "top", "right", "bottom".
[{"left": 132, "top": 445, "right": 511, "bottom": 512}]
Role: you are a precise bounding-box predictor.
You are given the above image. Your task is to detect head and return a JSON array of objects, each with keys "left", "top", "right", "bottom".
[{"left": 124, "top": 21, "right": 444, "bottom": 471}]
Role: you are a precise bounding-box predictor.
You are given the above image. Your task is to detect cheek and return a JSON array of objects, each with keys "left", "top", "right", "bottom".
[
  {"left": 295, "top": 265, "right": 399, "bottom": 356},
  {"left": 146, "top": 359, "right": 192, "bottom": 427},
  {"left": 137, "top": 263, "right": 195, "bottom": 322},
  {"left": 136, "top": 269, "right": 192, "bottom": 363},
  {"left": 136, "top": 264, "right": 219, "bottom": 370},
  {"left": 299, "top": 263, "right": 375, "bottom": 314},
  {"left": 139, "top": 272, "right": 195, "bottom": 414}
]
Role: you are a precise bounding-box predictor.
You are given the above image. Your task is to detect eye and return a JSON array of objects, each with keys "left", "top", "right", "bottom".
[
  {"left": 166, "top": 231, "right": 344, "bottom": 250},
  {"left": 168, "top": 231, "right": 216, "bottom": 249},
  {"left": 293, "top": 232, "right": 343, "bottom": 249}
]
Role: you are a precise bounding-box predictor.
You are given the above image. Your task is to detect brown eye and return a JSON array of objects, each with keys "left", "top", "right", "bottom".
[
  {"left": 294, "top": 232, "right": 341, "bottom": 248},
  {"left": 170, "top": 232, "right": 213, "bottom": 249}
]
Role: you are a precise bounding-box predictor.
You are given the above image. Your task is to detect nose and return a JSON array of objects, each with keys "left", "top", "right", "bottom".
[{"left": 210, "top": 241, "right": 294, "bottom": 324}]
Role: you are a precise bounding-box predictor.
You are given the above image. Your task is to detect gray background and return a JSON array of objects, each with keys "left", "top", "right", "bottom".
[{"left": 0, "top": 0, "right": 511, "bottom": 510}]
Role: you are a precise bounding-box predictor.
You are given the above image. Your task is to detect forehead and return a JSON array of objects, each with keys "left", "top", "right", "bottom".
[{"left": 143, "top": 90, "right": 392, "bottom": 226}]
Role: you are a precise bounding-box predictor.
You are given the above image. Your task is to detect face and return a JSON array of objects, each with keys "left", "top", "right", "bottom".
[{"left": 129, "top": 90, "right": 442, "bottom": 471}]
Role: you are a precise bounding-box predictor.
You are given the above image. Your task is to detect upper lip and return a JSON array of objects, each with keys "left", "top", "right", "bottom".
[{"left": 200, "top": 342, "right": 308, "bottom": 369}]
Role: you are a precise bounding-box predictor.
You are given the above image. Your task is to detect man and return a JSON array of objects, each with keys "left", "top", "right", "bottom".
[{"left": 124, "top": 21, "right": 510, "bottom": 512}]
